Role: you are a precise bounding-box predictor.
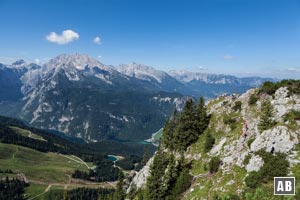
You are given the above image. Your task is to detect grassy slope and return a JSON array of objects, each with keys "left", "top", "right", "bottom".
[
  {"left": 0, "top": 142, "right": 88, "bottom": 183},
  {"left": 0, "top": 142, "right": 93, "bottom": 199},
  {"left": 9, "top": 126, "right": 46, "bottom": 141}
]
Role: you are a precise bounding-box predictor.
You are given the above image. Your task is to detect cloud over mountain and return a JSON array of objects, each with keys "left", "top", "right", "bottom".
[{"left": 46, "top": 30, "right": 79, "bottom": 44}]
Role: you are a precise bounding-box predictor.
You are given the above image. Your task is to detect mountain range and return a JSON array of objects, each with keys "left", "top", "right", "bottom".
[{"left": 0, "top": 54, "right": 275, "bottom": 142}]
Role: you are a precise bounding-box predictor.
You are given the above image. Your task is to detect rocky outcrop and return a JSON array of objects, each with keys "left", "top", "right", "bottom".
[
  {"left": 246, "top": 155, "right": 264, "bottom": 172},
  {"left": 250, "top": 126, "right": 299, "bottom": 153},
  {"left": 127, "top": 156, "right": 154, "bottom": 193}
]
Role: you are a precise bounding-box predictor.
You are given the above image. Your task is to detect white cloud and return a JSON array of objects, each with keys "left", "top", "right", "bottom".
[
  {"left": 93, "top": 36, "right": 101, "bottom": 45},
  {"left": 223, "top": 55, "right": 235, "bottom": 60},
  {"left": 34, "top": 58, "right": 40, "bottom": 64},
  {"left": 46, "top": 30, "right": 79, "bottom": 44},
  {"left": 97, "top": 55, "right": 102, "bottom": 59},
  {"left": 286, "top": 67, "right": 300, "bottom": 72}
]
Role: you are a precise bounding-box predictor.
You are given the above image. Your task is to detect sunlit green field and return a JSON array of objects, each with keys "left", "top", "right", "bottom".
[{"left": 0, "top": 142, "right": 88, "bottom": 183}]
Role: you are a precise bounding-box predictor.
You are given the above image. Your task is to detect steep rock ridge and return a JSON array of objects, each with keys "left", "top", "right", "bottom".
[
  {"left": 130, "top": 82, "right": 300, "bottom": 199},
  {"left": 118, "top": 63, "right": 167, "bottom": 83},
  {"left": 117, "top": 63, "right": 188, "bottom": 93},
  {"left": 168, "top": 70, "right": 240, "bottom": 84},
  {"left": 168, "top": 70, "right": 275, "bottom": 98},
  {"left": 127, "top": 157, "right": 154, "bottom": 193},
  {"left": 0, "top": 63, "right": 27, "bottom": 101},
  {"left": 168, "top": 70, "right": 273, "bottom": 86},
  {"left": 0, "top": 54, "right": 188, "bottom": 142}
]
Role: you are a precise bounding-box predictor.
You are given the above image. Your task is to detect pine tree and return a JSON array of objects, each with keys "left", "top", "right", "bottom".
[
  {"left": 173, "top": 99, "right": 198, "bottom": 151},
  {"left": 114, "top": 172, "right": 125, "bottom": 200},
  {"left": 142, "top": 146, "right": 150, "bottom": 166},
  {"left": 162, "top": 109, "right": 178, "bottom": 149},
  {"left": 196, "top": 96, "right": 209, "bottom": 134},
  {"left": 258, "top": 100, "right": 276, "bottom": 132},
  {"left": 146, "top": 150, "right": 170, "bottom": 200}
]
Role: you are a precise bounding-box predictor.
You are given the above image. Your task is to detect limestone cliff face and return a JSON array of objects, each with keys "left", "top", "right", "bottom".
[
  {"left": 185, "top": 86, "right": 300, "bottom": 199},
  {"left": 128, "top": 86, "right": 300, "bottom": 199},
  {"left": 204, "top": 87, "right": 300, "bottom": 169},
  {"left": 127, "top": 157, "right": 154, "bottom": 193}
]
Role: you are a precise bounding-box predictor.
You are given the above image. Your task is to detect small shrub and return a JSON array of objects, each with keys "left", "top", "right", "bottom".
[
  {"left": 209, "top": 157, "right": 221, "bottom": 173},
  {"left": 283, "top": 109, "right": 300, "bottom": 123},
  {"left": 247, "top": 138, "right": 255, "bottom": 148},
  {"left": 259, "top": 81, "right": 278, "bottom": 95},
  {"left": 257, "top": 151, "right": 289, "bottom": 180},
  {"left": 223, "top": 117, "right": 236, "bottom": 125},
  {"left": 245, "top": 151, "right": 289, "bottom": 189},
  {"left": 243, "top": 154, "right": 251, "bottom": 166},
  {"left": 223, "top": 115, "right": 237, "bottom": 130},
  {"left": 204, "top": 132, "right": 215, "bottom": 153},
  {"left": 222, "top": 101, "right": 228, "bottom": 106},
  {"left": 232, "top": 101, "right": 242, "bottom": 112},
  {"left": 223, "top": 194, "right": 240, "bottom": 200},
  {"left": 248, "top": 94, "right": 258, "bottom": 105},
  {"left": 245, "top": 171, "right": 262, "bottom": 188}
]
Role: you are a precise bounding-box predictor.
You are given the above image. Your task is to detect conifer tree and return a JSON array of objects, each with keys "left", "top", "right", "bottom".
[
  {"left": 258, "top": 100, "right": 276, "bottom": 132},
  {"left": 162, "top": 109, "right": 178, "bottom": 149},
  {"left": 146, "top": 150, "right": 170, "bottom": 200},
  {"left": 142, "top": 146, "right": 150, "bottom": 166},
  {"left": 196, "top": 96, "right": 209, "bottom": 134},
  {"left": 173, "top": 99, "right": 198, "bottom": 151},
  {"left": 114, "top": 172, "right": 125, "bottom": 200}
]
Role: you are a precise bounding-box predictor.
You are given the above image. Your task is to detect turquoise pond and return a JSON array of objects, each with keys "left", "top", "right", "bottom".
[
  {"left": 107, "top": 155, "right": 117, "bottom": 162},
  {"left": 137, "top": 140, "right": 151, "bottom": 145}
]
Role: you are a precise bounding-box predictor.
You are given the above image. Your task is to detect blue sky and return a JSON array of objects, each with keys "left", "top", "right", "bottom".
[{"left": 0, "top": 0, "right": 299, "bottom": 78}]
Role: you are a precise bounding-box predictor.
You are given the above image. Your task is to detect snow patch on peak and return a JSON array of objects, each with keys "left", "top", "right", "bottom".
[{"left": 117, "top": 62, "right": 166, "bottom": 83}]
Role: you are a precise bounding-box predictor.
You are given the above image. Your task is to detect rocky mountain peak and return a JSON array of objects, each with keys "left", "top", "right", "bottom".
[
  {"left": 45, "top": 53, "right": 109, "bottom": 71},
  {"left": 168, "top": 69, "right": 236, "bottom": 84},
  {"left": 11, "top": 59, "right": 26, "bottom": 66},
  {"left": 117, "top": 62, "right": 167, "bottom": 83}
]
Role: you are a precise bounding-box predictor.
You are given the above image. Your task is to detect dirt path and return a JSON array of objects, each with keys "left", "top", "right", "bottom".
[
  {"left": 27, "top": 177, "right": 116, "bottom": 200},
  {"left": 59, "top": 154, "right": 90, "bottom": 170},
  {"left": 71, "top": 155, "right": 91, "bottom": 169},
  {"left": 28, "top": 191, "right": 47, "bottom": 200},
  {"left": 45, "top": 184, "right": 52, "bottom": 192},
  {"left": 64, "top": 175, "right": 71, "bottom": 189},
  {"left": 12, "top": 147, "right": 19, "bottom": 159},
  {"left": 27, "top": 183, "right": 52, "bottom": 200}
]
